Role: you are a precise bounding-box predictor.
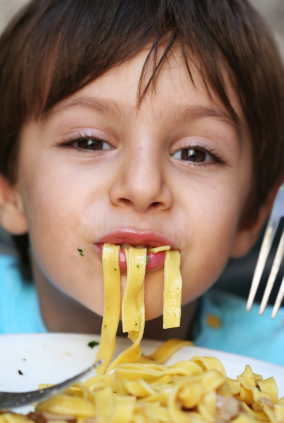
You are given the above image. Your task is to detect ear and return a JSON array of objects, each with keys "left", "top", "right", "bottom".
[
  {"left": 0, "top": 175, "right": 28, "bottom": 235},
  {"left": 231, "top": 181, "right": 282, "bottom": 258}
]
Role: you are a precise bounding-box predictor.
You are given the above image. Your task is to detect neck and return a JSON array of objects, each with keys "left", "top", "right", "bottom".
[{"left": 32, "top": 258, "right": 197, "bottom": 340}]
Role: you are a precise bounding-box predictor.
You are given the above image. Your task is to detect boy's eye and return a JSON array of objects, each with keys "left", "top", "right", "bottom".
[
  {"left": 74, "top": 138, "right": 113, "bottom": 151},
  {"left": 172, "top": 147, "right": 211, "bottom": 163}
]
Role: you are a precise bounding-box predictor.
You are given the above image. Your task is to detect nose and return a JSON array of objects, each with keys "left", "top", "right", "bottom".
[{"left": 109, "top": 146, "right": 173, "bottom": 213}]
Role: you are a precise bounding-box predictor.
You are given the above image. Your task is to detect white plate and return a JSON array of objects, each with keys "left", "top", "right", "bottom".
[{"left": 0, "top": 333, "right": 284, "bottom": 413}]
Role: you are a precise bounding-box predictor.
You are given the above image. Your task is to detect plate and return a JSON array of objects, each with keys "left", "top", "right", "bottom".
[{"left": 0, "top": 333, "right": 283, "bottom": 413}]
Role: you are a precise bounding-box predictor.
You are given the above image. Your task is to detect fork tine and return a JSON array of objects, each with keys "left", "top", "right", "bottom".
[
  {"left": 246, "top": 184, "right": 284, "bottom": 312},
  {"left": 259, "top": 228, "right": 284, "bottom": 315},
  {"left": 246, "top": 220, "right": 277, "bottom": 311},
  {"left": 271, "top": 275, "right": 284, "bottom": 319}
]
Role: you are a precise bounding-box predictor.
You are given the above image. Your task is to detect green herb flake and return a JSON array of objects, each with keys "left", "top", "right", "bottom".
[
  {"left": 22, "top": 359, "right": 26, "bottom": 361},
  {"left": 77, "top": 248, "right": 83, "bottom": 252},
  {"left": 88, "top": 341, "right": 99, "bottom": 349},
  {"left": 135, "top": 321, "right": 138, "bottom": 326},
  {"left": 80, "top": 253, "right": 84, "bottom": 256},
  {"left": 146, "top": 256, "right": 149, "bottom": 265},
  {"left": 104, "top": 324, "right": 107, "bottom": 328},
  {"left": 114, "top": 268, "right": 117, "bottom": 271},
  {"left": 257, "top": 387, "right": 261, "bottom": 391},
  {"left": 136, "top": 264, "right": 140, "bottom": 268}
]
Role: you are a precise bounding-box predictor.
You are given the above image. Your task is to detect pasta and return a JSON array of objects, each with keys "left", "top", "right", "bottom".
[
  {"left": 121, "top": 247, "right": 147, "bottom": 333},
  {"left": 2, "top": 345, "right": 284, "bottom": 423},
  {"left": 95, "top": 244, "right": 182, "bottom": 374},
  {"left": 1, "top": 244, "right": 283, "bottom": 423},
  {"left": 163, "top": 250, "right": 182, "bottom": 329}
]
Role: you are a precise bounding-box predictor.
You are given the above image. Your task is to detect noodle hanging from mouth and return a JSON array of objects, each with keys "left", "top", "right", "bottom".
[
  {"left": 94, "top": 244, "right": 121, "bottom": 375},
  {"left": 95, "top": 244, "right": 183, "bottom": 374}
]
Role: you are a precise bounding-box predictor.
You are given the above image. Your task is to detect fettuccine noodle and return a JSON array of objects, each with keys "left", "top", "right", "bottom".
[
  {"left": 95, "top": 244, "right": 182, "bottom": 373},
  {"left": 163, "top": 250, "right": 182, "bottom": 329},
  {"left": 2, "top": 346, "right": 283, "bottom": 423},
  {"left": 2, "top": 244, "right": 283, "bottom": 423},
  {"left": 94, "top": 244, "right": 121, "bottom": 375}
]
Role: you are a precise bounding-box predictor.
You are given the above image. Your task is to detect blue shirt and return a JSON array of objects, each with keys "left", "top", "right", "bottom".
[
  {"left": 0, "top": 254, "right": 46, "bottom": 333},
  {"left": 194, "top": 289, "right": 284, "bottom": 366},
  {"left": 0, "top": 254, "right": 283, "bottom": 365}
]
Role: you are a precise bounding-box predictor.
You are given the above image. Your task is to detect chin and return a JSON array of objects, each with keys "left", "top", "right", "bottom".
[{"left": 144, "top": 304, "right": 163, "bottom": 321}]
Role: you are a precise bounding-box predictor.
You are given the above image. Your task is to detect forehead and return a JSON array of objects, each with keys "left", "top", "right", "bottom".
[{"left": 45, "top": 45, "right": 245, "bottom": 140}]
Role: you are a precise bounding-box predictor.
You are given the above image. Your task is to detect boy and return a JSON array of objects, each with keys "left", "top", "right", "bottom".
[{"left": 0, "top": 0, "right": 283, "bottom": 364}]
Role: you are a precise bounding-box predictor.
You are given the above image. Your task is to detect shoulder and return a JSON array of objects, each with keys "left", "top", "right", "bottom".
[
  {"left": 0, "top": 254, "right": 47, "bottom": 334},
  {"left": 193, "top": 289, "right": 284, "bottom": 366}
]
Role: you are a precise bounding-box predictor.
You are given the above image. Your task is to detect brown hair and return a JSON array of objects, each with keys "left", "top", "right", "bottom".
[{"left": 0, "top": 0, "right": 284, "bottom": 279}]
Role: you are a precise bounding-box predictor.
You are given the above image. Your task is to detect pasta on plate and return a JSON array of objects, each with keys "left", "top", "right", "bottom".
[{"left": 1, "top": 244, "right": 283, "bottom": 423}]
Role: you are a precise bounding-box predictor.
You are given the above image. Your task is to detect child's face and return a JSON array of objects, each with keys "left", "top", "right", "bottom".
[{"left": 17, "top": 46, "right": 253, "bottom": 320}]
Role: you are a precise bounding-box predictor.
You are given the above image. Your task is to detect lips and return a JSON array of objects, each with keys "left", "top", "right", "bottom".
[{"left": 93, "top": 230, "right": 175, "bottom": 271}]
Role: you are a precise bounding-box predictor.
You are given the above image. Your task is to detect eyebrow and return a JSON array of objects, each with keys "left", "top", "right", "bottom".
[
  {"left": 45, "top": 96, "right": 241, "bottom": 139},
  {"left": 45, "top": 97, "right": 133, "bottom": 121},
  {"left": 172, "top": 104, "right": 241, "bottom": 140}
]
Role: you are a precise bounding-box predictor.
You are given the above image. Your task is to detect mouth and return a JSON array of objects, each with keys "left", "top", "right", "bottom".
[{"left": 93, "top": 230, "right": 175, "bottom": 271}]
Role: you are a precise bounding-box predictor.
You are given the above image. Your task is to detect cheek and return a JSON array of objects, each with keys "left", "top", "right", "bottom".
[
  {"left": 23, "top": 169, "right": 82, "bottom": 251},
  {"left": 177, "top": 177, "right": 250, "bottom": 302},
  {"left": 142, "top": 179, "right": 246, "bottom": 321},
  {"left": 19, "top": 163, "right": 107, "bottom": 314}
]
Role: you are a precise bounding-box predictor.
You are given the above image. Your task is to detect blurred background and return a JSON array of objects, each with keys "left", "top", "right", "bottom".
[{"left": 0, "top": 0, "right": 284, "bottom": 304}]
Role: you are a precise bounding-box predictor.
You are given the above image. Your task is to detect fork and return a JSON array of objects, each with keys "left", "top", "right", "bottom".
[
  {"left": 0, "top": 359, "right": 103, "bottom": 410},
  {"left": 247, "top": 183, "right": 284, "bottom": 321}
]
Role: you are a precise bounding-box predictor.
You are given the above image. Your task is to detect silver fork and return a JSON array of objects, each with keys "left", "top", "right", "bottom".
[
  {"left": 0, "top": 359, "right": 103, "bottom": 410},
  {"left": 247, "top": 183, "right": 284, "bottom": 321}
]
